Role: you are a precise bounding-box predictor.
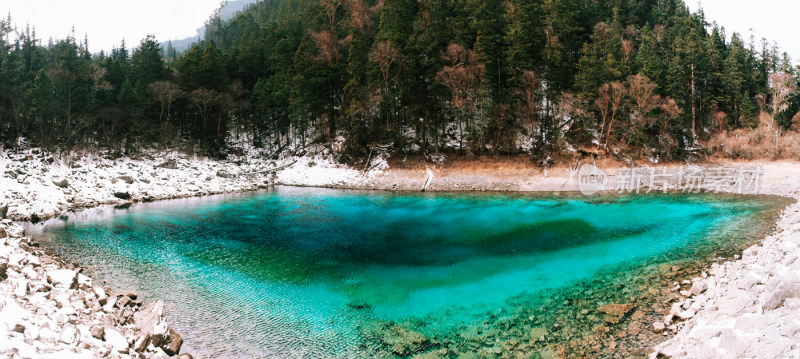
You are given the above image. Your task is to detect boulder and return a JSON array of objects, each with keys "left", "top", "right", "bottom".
[
  {"left": 47, "top": 269, "right": 78, "bottom": 289},
  {"left": 162, "top": 326, "right": 184, "bottom": 355},
  {"left": 690, "top": 280, "right": 707, "bottom": 296},
  {"left": 117, "top": 176, "right": 135, "bottom": 184},
  {"left": 117, "top": 295, "right": 132, "bottom": 308},
  {"left": 763, "top": 287, "right": 800, "bottom": 311},
  {"left": 52, "top": 179, "right": 69, "bottom": 188},
  {"left": 156, "top": 160, "right": 178, "bottom": 170},
  {"left": 652, "top": 322, "right": 665, "bottom": 333},
  {"left": 113, "top": 192, "right": 132, "bottom": 200},
  {"left": 104, "top": 328, "right": 129, "bottom": 353},
  {"left": 59, "top": 325, "right": 78, "bottom": 345},
  {"left": 133, "top": 301, "right": 183, "bottom": 355}
]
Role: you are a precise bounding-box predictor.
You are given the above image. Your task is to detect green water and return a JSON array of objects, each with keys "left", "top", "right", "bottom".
[{"left": 25, "top": 187, "right": 786, "bottom": 357}]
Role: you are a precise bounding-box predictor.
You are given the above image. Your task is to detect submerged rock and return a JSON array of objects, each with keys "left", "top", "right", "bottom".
[
  {"left": 597, "top": 303, "right": 634, "bottom": 324},
  {"left": 381, "top": 324, "right": 430, "bottom": 356}
]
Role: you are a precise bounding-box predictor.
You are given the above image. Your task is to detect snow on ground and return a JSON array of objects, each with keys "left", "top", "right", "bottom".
[{"left": 0, "top": 147, "right": 385, "bottom": 222}]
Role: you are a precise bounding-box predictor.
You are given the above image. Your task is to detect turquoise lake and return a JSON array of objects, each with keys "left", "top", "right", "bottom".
[{"left": 24, "top": 187, "right": 786, "bottom": 357}]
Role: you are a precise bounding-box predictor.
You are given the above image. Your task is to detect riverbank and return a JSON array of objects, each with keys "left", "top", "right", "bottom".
[
  {"left": 3, "top": 148, "right": 800, "bottom": 358},
  {"left": 0, "top": 220, "right": 188, "bottom": 358}
]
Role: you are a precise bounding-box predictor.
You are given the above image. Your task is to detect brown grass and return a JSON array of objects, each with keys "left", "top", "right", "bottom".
[{"left": 709, "top": 124, "right": 800, "bottom": 161}]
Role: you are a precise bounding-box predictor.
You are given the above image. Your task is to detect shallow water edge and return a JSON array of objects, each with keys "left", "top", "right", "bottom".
[{"left": 19, "top": 187, "right": 794, "bottom": 358}]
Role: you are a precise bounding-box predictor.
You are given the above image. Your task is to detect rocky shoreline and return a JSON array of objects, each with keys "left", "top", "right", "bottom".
[
  {"left": 651, "top": 175, "right": 800, "bottom": 358},
  {"left": 0, "top": 220, "right": 189, "bottom": 359}
]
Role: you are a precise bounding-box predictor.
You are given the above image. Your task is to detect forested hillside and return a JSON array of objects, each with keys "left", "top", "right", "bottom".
[{"left": 0, "top": 0, "right": 798, "bottom": 162}]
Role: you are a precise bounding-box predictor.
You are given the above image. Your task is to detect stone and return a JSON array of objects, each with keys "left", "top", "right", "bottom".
[
  {"left": 597, "top": 303, "right": 634, "bottom": 324},
  {"left": 763, "top": 286, "right": 800, "bottom": 311},
  {"left": 0, "top": 259, "right": 7, "bottom": 280},
  {"left": 690, "top": 280, "right": 707, "bottom": 296},
  {"left": 677, "top": 309, "right": 696, "bottom": 320},
  {"left": 104, "top": 328, "right": 129, "bottom": 353},
  {"left": 132, "top": 335, "right": 148, "bottom": 353},
  {"left": 162, "top": 326, "right": 184, "bottom": 356},
  {"left": 59, "top": 325, "right": 78, "bottom": 345},
  {"left": 117, "top": 176, "right": 135, "bottom": 184},
  {"left": 381, "top": 325, "right": 428, "bottom": 356},
  {"left": 156, "top": 160, "right": 178, "bottom": 170},
  {"left": 113, "top": 192, "right": 131, "bottom": 200},
  {"left": 529, "top": 327, "right": 548, "bottom": 342},
  {"left": 47, "top": 269, "right": 78, "bottom": 289},
  {"left": 90, "top": 325, "right": 105, "bottom": 340},
  {"left": 652, "top": 322, "right": 665, "bottom": 333},
  {"left": 117, "top": 295, "right": 131, "bottom": 308},
  {"left": 52, "top": 179, "right": 69, "bottom": 188}
]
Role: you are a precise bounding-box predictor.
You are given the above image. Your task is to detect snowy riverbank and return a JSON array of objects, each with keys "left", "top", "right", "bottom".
[{"left": 0, "top": 148, "right": 381, "bottom": 222}]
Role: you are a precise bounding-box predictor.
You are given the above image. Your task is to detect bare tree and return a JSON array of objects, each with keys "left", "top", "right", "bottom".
[
  {"left": 595, "top": 84, "right": 612, "bottom": 148},
  {"left": 321, "top": 0, "right": 342, "bottom": 31},
  {"left": 149, "top": 81, "right": 183, "bottom": 123},
  {"left": 90, "top": 64, "right": 112, "bottom": 105},
  {"left": 519, "top": 70, "right": 539, "bottom": 150},
  {"left": 791, "top": 111, "right": 800, "bottom": 132},
  {"left": 659, "top": 97, "right": 681, "bottom": 150},
  {"left": 311, "top": 30, "right": 343, "bottom": 64},
  {"left": 435, "top": 43, "right": 484, "bottom": 151},
  {"left": 627, "top": 74, "right": 661, "bottom": 126},
  {"left": 600, "top": 82, "right": 625, "bottom": 153},
  {"left": 756, "top": 93, "right": 767, "bottom": 113},
  {"left": 190, "top": 88, "right": 217, "bottom": 132},
  {"left": 348, "top": 0, "right": 381, "bottom": 33},
  {"left": 621, "top": 39, "right": 633, "bottom": 63},
  {"left": 653, "top": 25, "right": 665, "bottom": 42},
  {"left": 769, "top": 72, "right": 797, "bottom": 129},
  {"left": 369, "top": 40, "right": 401, "bottom": 130},
  {"left": 712, "top": 110, "right": 727, "bottom": 133}
]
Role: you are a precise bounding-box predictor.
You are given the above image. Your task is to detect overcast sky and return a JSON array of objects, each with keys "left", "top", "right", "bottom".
[
  {"left": 1, "top": 0, "right": 799, "bottom": 63},
  {"left": 686, "top": 0, "right": 799, "bottom": 63},
  {"left": 3, "top": 0, "right": 223, "bottom": 52}
]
